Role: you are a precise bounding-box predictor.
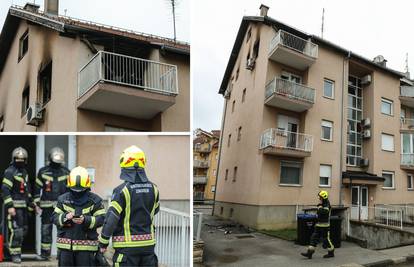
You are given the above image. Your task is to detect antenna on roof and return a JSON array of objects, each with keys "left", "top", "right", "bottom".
[
  {"left": 64, "top": 9, "right": 67, "bottom": 16},
  {"left": 321, "top": 8, "right": 325, "bottom": 38},
  {"left": 405, "top": 53, "right": 410, "bottom": 79}
]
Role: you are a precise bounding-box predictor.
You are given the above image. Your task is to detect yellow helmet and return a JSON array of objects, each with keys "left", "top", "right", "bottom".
[
  {"left": 120, "top": 146, "right": 146, "bottom": 169},
  {"left": 318, "top": 190, "right": 329, "bottom": 200},
  {"left": 67, "top": 166, "right": 91, "bottom": 192}
]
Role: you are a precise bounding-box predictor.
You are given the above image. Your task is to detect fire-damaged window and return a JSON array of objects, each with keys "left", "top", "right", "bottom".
[
  {"left": 39, "top": 62, "right": 52, "bottom": 106},
  {"left": 0, "top": 116, "right": 4, "bottom": 132},
  {"left": 21, "top": 86, "right": 30, "bottom": 116},
  {"left": 18, "top": 30, "right": 29, "bottom": 61}
]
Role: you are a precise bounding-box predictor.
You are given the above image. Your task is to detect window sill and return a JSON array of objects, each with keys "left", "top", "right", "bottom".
[
  {"left": 321, "top": 138, "right": 333, "bottom": 142},
  {"left": 408, "top": 188, "right": 414, "bottom": 191},
  {"left": 319, "top": 185, "right": 331, "bottom": 188},
  {"left": 322, "top": 95, "right": 334, "bottom": 100},
  {"left": 381, "top": 149, "right": 395, "bottom": 153},
  {"left": 381, "top": 112, "right": 394, "bottom": 117},
  {"left": 279, "top": 184, "right": 302, "bottom": 187},
  {"left": 382, "top": 187, "right": 395, "bottom": 190}
]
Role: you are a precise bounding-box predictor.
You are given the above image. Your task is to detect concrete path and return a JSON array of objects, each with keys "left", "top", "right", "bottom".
[{"left": 197, "top": 213, "right": 414, "bottom": 267}]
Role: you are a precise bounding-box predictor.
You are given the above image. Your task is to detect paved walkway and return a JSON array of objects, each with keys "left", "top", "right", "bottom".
[{"left": 197, "top": 214, "right": 414, "bottom": 267}]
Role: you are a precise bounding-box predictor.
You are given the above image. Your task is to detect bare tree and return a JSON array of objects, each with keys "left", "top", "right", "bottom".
[{"left": 165, "top": 0, "right": 179, "bottom": 41}]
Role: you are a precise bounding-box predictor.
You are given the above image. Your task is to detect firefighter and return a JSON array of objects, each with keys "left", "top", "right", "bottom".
[
  {"left": 301, "top": 190, "right": 335, "bottom": 259},
  {"left": 52, "top": 166, "right": 106, "bottom": 267},
  {"left": 33, "top": 147, "right": 70, "bottom": 259},
  {"left": 1, "top": 147, "right": 35, "bottom": 263},
  {"left": 98, "top": 146, "right": 160, "bottom": 267}
]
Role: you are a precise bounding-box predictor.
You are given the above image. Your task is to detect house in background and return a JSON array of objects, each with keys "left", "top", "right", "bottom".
[
  {"left": 0, "top": 0, "right": 190, "bottom": 132},
  {"left": 193, "top": 129, "right": 220, "bottom": 202}
]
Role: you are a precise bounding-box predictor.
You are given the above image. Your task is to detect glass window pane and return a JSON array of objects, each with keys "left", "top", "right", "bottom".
[
  {"left": 351, "top": 187, "right": 358, "bottom": 205},
  {"left": 280, "top": 162, "right": 301, "bottom": 185},
  {"left": 383, "top": 173, "right": 393, "bottom": 188},
  {"left": 320, "top": 176, "right": 329, "bottom": 186}
]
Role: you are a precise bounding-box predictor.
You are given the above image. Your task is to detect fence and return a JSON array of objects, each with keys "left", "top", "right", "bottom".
[
  {"left": 265, "top": 78, "right": 316, "bottom": 104},
  {"left": 259, "top": 128, "right": 313, "bottom": 152},
  {"left": 349, "top": 205, "right": 403, "bottom": 229},
  {"left": 154, "top": 207, "right": 190, "bottom": 267},
  {"left": 78, "top": 51, "right": 178, "bottom": 98},
  {"left": 269, "top": 30, "right": 318, "bottom": 58},
  {"left": 401, "top": 118, "right": 414, "bottom": 129},
  {"left": 193, "top": 211, "right": 203, "bottom": 241}
]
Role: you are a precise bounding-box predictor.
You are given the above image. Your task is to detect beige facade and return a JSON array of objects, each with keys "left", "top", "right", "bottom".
[
  {"left": 0, "top": 5, "right": 190, "bottom": 132},
  {"left": 215, "top": 6, "right": 413, "bottom": 230},
  {"left": 193, "top": 129, "right": 220, "bottom": 201}
]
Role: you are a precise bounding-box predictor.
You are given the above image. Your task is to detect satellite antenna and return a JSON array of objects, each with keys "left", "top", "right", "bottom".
[{"left": 321, "top": 8, "right": 325, "bottom": 38}]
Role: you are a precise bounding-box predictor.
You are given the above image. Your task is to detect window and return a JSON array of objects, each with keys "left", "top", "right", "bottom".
[
  {"left": 323, "top": 79, "right": 335, "bottom": 99},
  {"left": 253, "top": 39, "right": 260, "bottom": 58},
  {"left": 0, "top": 116, "right": 4, "bottom": 132},
  {"left": 229, "top": 208, "right": 234, "bottom": 218},
  {"left": 237, "top": 126, "right": 242, "bottom": 141},
  {"left": 18, "top": 30, "right": 29, "bottom": 61},
  {"left": 408, "top": 175, "right": 413, "bottom": 190},
  {"left": 319, "top": 165, "right": 332, "bottom": 187},
  {"left": 280, "top": 161, "right": 302, "bottom": 185},
  {"left": 228, "top": 134, "right": 231, "bottom": 147},
  {"left": 347, "top": 76, "right": 363, "bottom": 166},
  {"left": 401, "top": 108, "right": 406, "bottom": 119},
  {"left": 21, "top": 86, "right": 30, "bottom": 116},
  {"left": 281, "top": 71, "right": 302, "bottom": 84},
  {"left": 220, "top": 207, "right": 223, "bottom": 215},
  {"left": 232, "top": 166, "right": 237, "bottom": 182},
  {"left": 235, "top": 67, "right": 239, "bottom": 81},
  {"left": 39, "top": 62, "right": 52, "bottom": 106},
  {"left": 381, "top": 98, "right": 393, "bottom": 116},
  {"left": 242, "top": 88, "right": 246, "bottom": 102},
  {"left": 246, "top": 27, "right": 251, "bottom": 42},
  {"left": 211, "top": 185, "right": 216, "bottom": 192},
  {"left": 381, "top": 133, "right": 394, "bottom": 152},
  {"left": 232, "top": 100, "right": 235, "bottom": 113},
  {"left": 225, "top": 169, "right": 228, "bottom": 181},
  {"left": 321, "top": 120, "right": 333, "bottom": 141},
  {"left": 382, "top": 171, "right": 395, "bottom": 189},
  {"left": 213, "top": 169, "right": 217, "bottom": 176}
]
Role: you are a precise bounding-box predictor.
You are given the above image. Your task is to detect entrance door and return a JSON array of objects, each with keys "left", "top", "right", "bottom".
[{"left": 351, "top": 186, "right": 368, "bottom": 220}]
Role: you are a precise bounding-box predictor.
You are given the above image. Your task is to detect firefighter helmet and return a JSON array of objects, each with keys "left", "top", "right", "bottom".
[
  {"left": 49, "top": 147, "right": 65, "bottom": 164},
  {"left": 119, "top": 146, "right": 146, "bottom": 169},
  {"left": 12, "top": 147, "right": 28, "bottom": 163},
  {"left": 318, "top": 190, "right": 329, "bottom": 200},
  {"left": 67, "top": 166, "right": 91, "bottom": 192}
]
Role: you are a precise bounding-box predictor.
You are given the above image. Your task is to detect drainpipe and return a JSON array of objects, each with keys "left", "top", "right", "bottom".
[{"left": 212, "top": 97, "right": 228, "bottom": 216}]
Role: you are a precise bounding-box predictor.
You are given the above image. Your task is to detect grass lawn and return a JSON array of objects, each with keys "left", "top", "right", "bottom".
[{"left": 259, "top": 228, "right": 297, "bottom": 241}]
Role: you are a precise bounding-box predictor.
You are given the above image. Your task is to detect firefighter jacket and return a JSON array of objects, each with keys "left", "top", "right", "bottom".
[
  {"left": 34, "top": 165, "right": 70, "bottom": 208},
  {"left": 316, "top": 199, "right": 331, "bottom": 227},
  {"left": 52, "top": 191, "right": 106, "bottom": 251},
  {"left": 2, "top": 164, "right": 34, "bottom": 211},
  {"left": 98, "top": 181, "right": 160, "bottom": 249}
]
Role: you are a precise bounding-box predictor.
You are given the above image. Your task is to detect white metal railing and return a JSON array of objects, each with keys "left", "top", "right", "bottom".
[
  {"left": 154, "top": 207, "right": 190, "bottom": 267},
  {"left": 193, "top": 211, "right": 203, "bottom": 241},
  {"left": 259, "top": 128, "right": 313, "bottom": 152},
  {"left": 193, "top": 160, "right": 210, "bottom": 168},
  {"left": 269, "top": 30, "right": 318, "bottom": 58},
  {"left": 78, "top": 51, "right": 178, "bottom": 98},
  {"left": 194, "top": 144, "right": 212, "bottom": 153},
  {"left": 265, "top": 78, "right": 316, "bottom": 104},
  {"left": 350, "top": 205, "right": 402, "bottom": 229},
  {"left": 377, "top": 204, "right": 414, "bottom": 225},
  {"left": 401, "top": 86, "right": 414, "bottom": 98},
  {"left": 193, "top": 176, "right": 208, "bottom": 184},
  {"left": 401, "top": 154, "right": 414, "bottom": 166},
  {"left": 401, "top": 118, "right": 414, "bottom": 129}
]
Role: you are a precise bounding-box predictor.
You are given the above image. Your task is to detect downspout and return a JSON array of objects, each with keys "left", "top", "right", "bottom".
[{"left": 212, "top": 96, "right": 228, "bottom": 216}]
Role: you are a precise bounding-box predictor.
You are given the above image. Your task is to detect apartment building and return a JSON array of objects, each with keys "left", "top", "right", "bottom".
[
  {"left": 0, "top": 1, "right": 190, "bottom": 132},
  {"left": 215, "top": 5, "right": 413, "bottom": 230},
  {"left": 193, "top": 129, "right": 220, "bottom": 201}
]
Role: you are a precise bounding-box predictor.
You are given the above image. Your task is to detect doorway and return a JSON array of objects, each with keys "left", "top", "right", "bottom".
[{"left": 351, "top": 186, "right": 368, "bottom": 220}]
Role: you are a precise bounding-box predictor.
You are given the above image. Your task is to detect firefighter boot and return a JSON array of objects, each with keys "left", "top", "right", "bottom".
[
  {"left": 301, "top": 247, "right": 315, "bottom": 259},
  {"left": 323, "top": 250, "right": 335, "bottom": 258},
  {"left": 12, "top": 254, "right": 22, "bottom": 264}
]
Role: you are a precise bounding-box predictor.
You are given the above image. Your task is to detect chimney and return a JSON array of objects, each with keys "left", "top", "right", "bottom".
[
  {"left": 373, "top": 55, "right": 387, "bottom": 67},
  {"left": 23, "top": 2, "right": 40, "bottom": 12},
  {"left": 259, "top": 4, "right": 269, "bottom": 17},
  {"left": 44, "top": 0, "right": 59, "bottom": 16}
]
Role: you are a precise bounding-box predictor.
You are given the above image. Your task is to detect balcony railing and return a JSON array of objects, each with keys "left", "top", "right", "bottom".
[
  {"left": 194, "top": 144, "right": 212, "bottom": 153},
  {"left": 193, "top": 192, "right": 205, "bottom": 202},
  {"left": 260, "top": 128, "right": 313, "bottom": 152},
  {"left": 194, "top": 160, "right": 210, "bottom": 168},
  {"left": 401, "top": 154, "right": 414, "bottom": 167},
  {"left": 401, "top": 118, "right": 414, "bottom": 129},
  {"left": 269, "top": 30, "right": 318, "bottom": 59},
  {"left": 193, "top": 176, "right": 208, "bottom": 184},
  {"left": 78, "top": 51, "right": 178, "bottom": 98},
  {"left": 265, "top": 78, "right": 316, "bottom": 104},
  {"left": 401, "top": 86, "right": 414, "bottom": 98}
]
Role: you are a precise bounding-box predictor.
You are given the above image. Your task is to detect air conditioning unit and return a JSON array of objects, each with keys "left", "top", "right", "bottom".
[
  {"left": 361, "top": 75, "right": 372, "bottom": 85},
  {"left": 359, "top": 158, "right": 369, "bottom": 167},
  {"left": 362, "top": 129, "right": 371, "bottom": 139},
  {"left": 26, "top": 103, "right": 44, "bottom": 126},
  {"left": 246, "top": 58, "right": 256, "bottom": 70},
  {"left": 362, "top": 118, "right": 371, "bottom": 128}
]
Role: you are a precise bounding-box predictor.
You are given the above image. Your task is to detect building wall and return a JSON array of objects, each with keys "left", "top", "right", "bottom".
[
  {"left": 76, "top": 135, "right": 190, "bottom": 213},
  {"left": 205, "top": 146, "right": 218, "bottom": 200}
]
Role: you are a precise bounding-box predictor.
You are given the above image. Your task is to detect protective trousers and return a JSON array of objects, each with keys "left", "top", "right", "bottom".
[
  {"left": 113, "top": 250, "right": 158, "bottom": 267},
  {"left": 58, "top": 250, "right": 96, "bottom": 267},
  {"left": 7, "top": 208, "right": 28, "bottom": 256},
  {"left": 309, "top": 226, "right": 334, "bottom": 251},
  {"left": 40, "top": 208, "right": 54, "bottom": 256}
]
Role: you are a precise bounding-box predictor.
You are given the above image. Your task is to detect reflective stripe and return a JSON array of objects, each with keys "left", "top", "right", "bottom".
[
  {"left": 89, "top": 216, "right": 96, "bottom": 229},
  {"left": 57, "top": 175, "right": 68, "bottom": 182},
  {"left": 13, "top": 200, "right": 27, "bottom": 208},
  {"left": 99, "top": 235, "right": 110, "bottom": 245},
  {"left": 115, "top": 253, "right": 124, "bottom": 267},
  {"left": 327, "top": 232, "right": 334, "bottom": 251},
  {"left": 4, "top": 197, "right": 12, "bottom": 204},
  {"left": 41, "top": 243, "right": 52, "bottom": 249},
  {"left": 54, "top": 206, "right": 64, "bottom": 214},
  {"left": 58, "top": 214, "right": 64, "bottom": 226},
  {"left": 82, "top": 206, "right": 94, "bottom": 215},
  {"left": 40, "top": 200, "right": 57, "bottom": 208},
  {"left": 2, "top": 178, "right": 13, "bottom": 188},
  {"left": 9, "top": 247, "right": 21, "bottom": 255},
  {"left": 150, "top": 185, "right": 159, "bottom": 237},
  {"left": 33, "top": 197, "right": 41, "bottom": 203},
  {"left": 316, "top": 223, "right": 330, "bottom": 227},
  {"left": 110, "top": 201, "right": 123, "bottom": 214},
  {"left": 63, "top": 204, "right": 75, "bottom": 213},
  {"left": 93, "top": 208, "right": 106, "bottom": 216},
  {"left": 56, "top": 243, "right": 71, "bottom": 250},
  {"left": 8, "top": 215, "right": 14, "bottom": 253},
  {"left": 112, "top": 239, "right": 156, "bottom": 248},
  {"left": 113, "top": 234, "right": 152, "bottom": 242},
  {"left": 41, "top": 174, "right": 53, "bottom": 181},
  {"left": 122, "top": 187, "right": 131, "bottom": 242},
  {"left": 13, "top": 175, "right": 24, "bottom": 182},
  {"left": 36, "top": 178, "right": 43, "bottom": 187},
  {"left": 72, "top": 244, "right": 98, "bottom": 251}
]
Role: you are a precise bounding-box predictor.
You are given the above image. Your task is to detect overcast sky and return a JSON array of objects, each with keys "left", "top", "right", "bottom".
[
  {"left": 0, "top": 0, "right": 190, "bottom": 42},
  {"left": 193, "top": 0, "right": 414, "bottom": 131}
]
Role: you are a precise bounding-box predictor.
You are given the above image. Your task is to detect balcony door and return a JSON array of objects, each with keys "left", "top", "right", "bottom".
[
  {"left": 278, "top": 115, "right": 299, "bottom": 149},
  {"left": 401, "top": 133, "right": 414, "bottom": 165},
  {"left": 281, "top": 71, "right": 302, "bottom": 84}
]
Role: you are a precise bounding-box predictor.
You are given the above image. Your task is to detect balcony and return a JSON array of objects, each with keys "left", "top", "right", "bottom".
[
  {"left": 259, "top": 128, "right": 313, "bottom": 158},
  {"left": 401, "top": 154, "right": 414, "bottom": 170},
  {"left": 265, "top": 78, "right": 315, "bottom": 112},
  {"left": 401, "top": 118, "right": 414, "bottom": 131},
  {"left": 194, "top": 144, "right": 212, "bottom": 153},
  {"left": 77, "top": 51, "right": 178, "bottom": 119},
  {"left": 193, "top": 192, "right": 205, "bottom": 201},
  {"left": 268, "top": 30, "right": 318, "bottom": 70},
  {"left": 194, "top": 160, "right": 210, "bottom": 169},
  {"left": 193, "top": 176, "right": 208, "bottom": 185},
  {"left": 400, "top": 86, "right": 414, "bottom": 108}
]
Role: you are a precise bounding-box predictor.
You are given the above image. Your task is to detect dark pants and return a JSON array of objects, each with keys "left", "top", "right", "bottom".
[
  {"left": 113, "top": 250, "right": 158, "bottom": 267},
  {"left": 7, "top": 208, "right": 28, "bottom": 256},
  {"left": 41, "top": 208, "right": 54, "bottom": 256},
  {"left": 58, "top": 250, "right": 96, "bottom": 267},
  {"left": 309, "top": 226, "right": 334, "bottom": 251}
]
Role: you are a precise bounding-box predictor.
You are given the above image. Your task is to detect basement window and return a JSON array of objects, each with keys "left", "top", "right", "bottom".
[
  {"left": 39, "top": 62, "right": 52, "bottom": 106},
  {"left": 18, "top": 30, "right": 29, "bottom": 61},
  {"left": 21, "top": 86, "right": 30, "bottom": 116}
]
